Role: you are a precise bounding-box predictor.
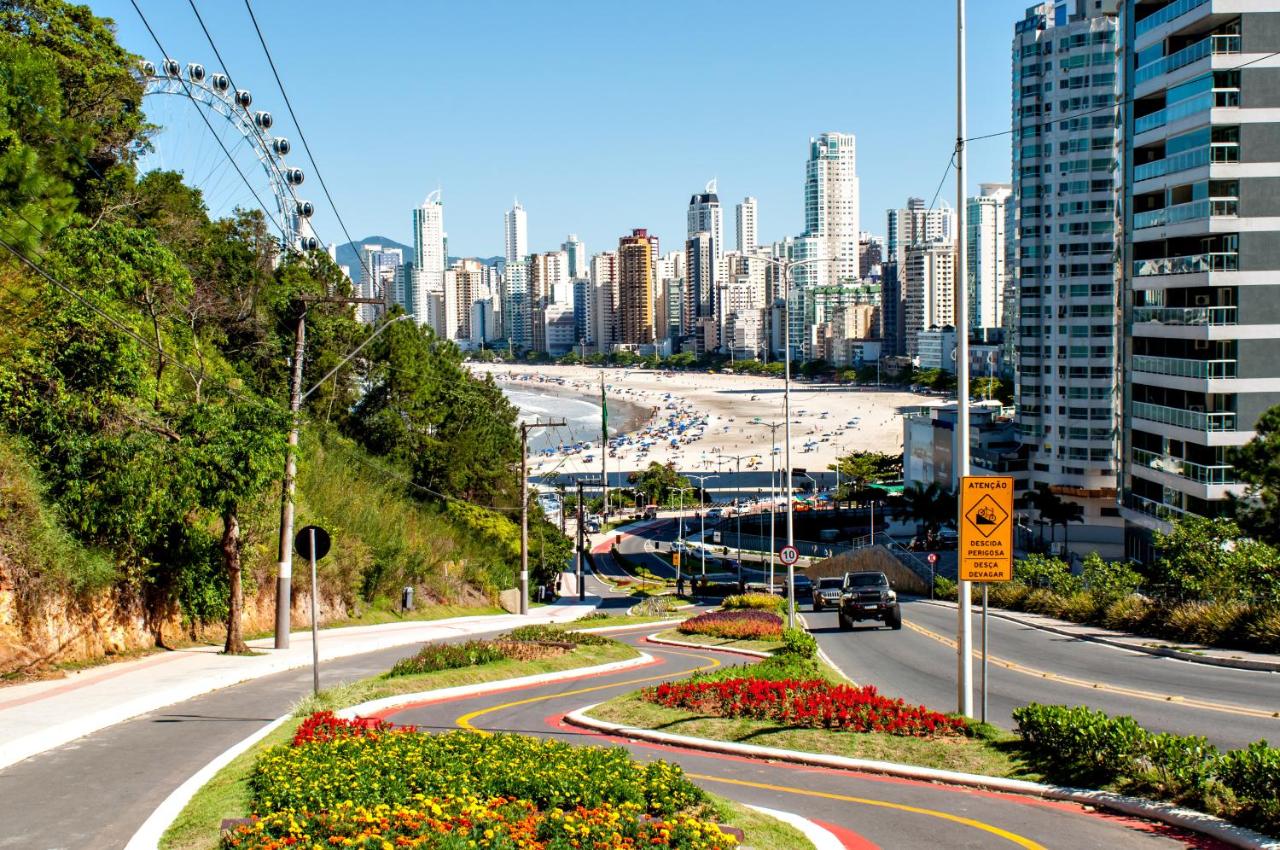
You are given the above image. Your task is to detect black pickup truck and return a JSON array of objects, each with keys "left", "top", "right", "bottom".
[{"left": 837, "top": 571, "right": 902, "bottom": 631}]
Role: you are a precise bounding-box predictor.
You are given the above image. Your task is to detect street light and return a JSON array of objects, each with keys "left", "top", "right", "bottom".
[
  {"left": 672, "top": 485, "right": 695, "bottom": 590},
  {"left": 756, "top": 420, "right": 784, "bottom": 592},
  {"left": 752, "top": 255, "right": 839, "bottom": 628},
  {"left": 717, "top": 453, "right": 751, "bottom": 589},
  {"left": 687, "top": 473, "right": 717, "bottom": 580}
]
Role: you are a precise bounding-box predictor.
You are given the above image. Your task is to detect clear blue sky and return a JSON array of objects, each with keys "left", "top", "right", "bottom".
[{"left": 94, "top": 0, "right": 1032, "bottom": 258}]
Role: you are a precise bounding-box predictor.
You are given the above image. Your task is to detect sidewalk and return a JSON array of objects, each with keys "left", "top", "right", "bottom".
[
  {"left": 0, "top": 600, "right": 597, "bottom": 771},
  {"left": 919, "top": 599, "right": 1280, "bottom": 673}
]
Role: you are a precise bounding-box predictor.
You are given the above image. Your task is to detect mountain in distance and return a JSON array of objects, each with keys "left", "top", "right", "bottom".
[{"left": 334, "top": 239, "right": 504, "bottom": 277}]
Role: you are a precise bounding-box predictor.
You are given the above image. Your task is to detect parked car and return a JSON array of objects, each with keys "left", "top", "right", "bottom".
[
  {"left": 705, "top": 507, "right": 724, "bottom": 521},
  {"left": 837, "top": 571, "right": 902, "bottom": 631},
  {"left": 811, "top": 577, "right": 844, "bottom": 611},
  {"left": 584, "top": 517, "right": 601, "bottom": 534},
  {"left": 643, "top": 504, "right": 658, "bottom": 520}
]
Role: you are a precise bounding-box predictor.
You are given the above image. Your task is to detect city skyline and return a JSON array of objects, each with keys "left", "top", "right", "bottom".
[{"left": 96, "top": 0, "right": 1028, "bottom": 258}]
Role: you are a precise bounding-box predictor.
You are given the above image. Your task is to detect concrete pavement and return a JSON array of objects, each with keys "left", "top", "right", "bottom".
[{"left": 0, "top": 599, "right": 595, "bottom": 771}]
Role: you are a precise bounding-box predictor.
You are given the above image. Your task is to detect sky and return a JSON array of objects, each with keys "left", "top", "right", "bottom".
[{"left": 93, "top": 0, "right": 1034, "bottom": 259}]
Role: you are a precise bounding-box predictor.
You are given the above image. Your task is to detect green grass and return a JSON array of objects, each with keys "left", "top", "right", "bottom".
[
  {"left": 705, "top": 793, "right": 814, "bottom": 849},
  {"left": 161, "top": 640, "right": 639, "bottom": 850},
  {"left": 587, "top": 691, "right": 1031, "bottom": 780},
  {"left": 653, "top": 627, "right": 785, "bottom": 655}
]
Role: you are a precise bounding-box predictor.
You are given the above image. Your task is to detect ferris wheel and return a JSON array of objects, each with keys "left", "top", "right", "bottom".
[{"left": 133, "top": 58, "right": 320, "bottom": 253}]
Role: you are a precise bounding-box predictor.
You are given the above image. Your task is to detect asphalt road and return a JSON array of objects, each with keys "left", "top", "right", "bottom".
[
  {"left": 616, "top": 519, "right": 1280, "bottom": 749},
  {"left": 387, "top": 630, "right": 1221, "bottom": 850},
  {"left": 807, "top": 600, "right": 1280, "bottom": 750}
]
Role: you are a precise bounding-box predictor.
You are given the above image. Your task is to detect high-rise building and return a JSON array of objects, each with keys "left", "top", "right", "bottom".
[
  {"left": 685, "top": 232, "right": 715, "bottom": 337},
  {"left": 736, "top": 197, "right": 758, "bottom": 253},
  {"left": 591, "top": 251, "right": 619, "bottom": 352},
  {"left": 904, "top": 242, "right": 955, "bottom": 360},
  {"left": 412, "top": 192, "right": 446, "bottom": 327},
  {"left": 446, "top": 258, "right": 490, "bottom": 343},
  {"left": 1119, "top": 0, "right": 1279, "bottom": 559},
  {"left": 562, "top": 234, "right": 586, "bottom": 278},
  {"left": 886, "top": 198, "right": 956, "bottom": 268},
  {"left": 1011, "top": 0, "right": 1122, "bottom": 543},
  {"left": 687, "top": 182, "right": 724, "bottom": 261},
  {"left": 859, "top": 232, "right": 885, "bottom": 282},
  {"left": 501, "top": 259, "right": 531, "bottom": 351},
  {"left": 618, "top": 229, "right": 658, "bottom": 346},
  {"left": 571, "top": 279, "right": 594, "bottom": 349},
  {"left": 881, "top": 260, "right": 905, "bottom": 356},
  {"left": 804, "top": 132, "right": 860, "bottom": 283},
  {"left": 528, "top": 251, "right": 568, "bottom": 352},
  {"left": 358, "top": 244, "right": 402, "bottom": 324},
  {"left": 967, "top": 184, "right": 1012, "bottom": 333},
  {"left": 504, "top": 200, "right": 527, "bottom": 263}
]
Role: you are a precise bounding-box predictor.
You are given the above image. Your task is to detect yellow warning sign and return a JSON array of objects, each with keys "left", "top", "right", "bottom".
[
  {"left": 672, "top": 552, "right": 681, "bottom": 568},
  {"left": 959, "top": 476, "right": 1014, "bottom": 582}
]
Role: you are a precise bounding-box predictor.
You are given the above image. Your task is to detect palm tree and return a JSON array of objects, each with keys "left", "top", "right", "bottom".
[
  {"left": 1020, "top": 485, "right": 1085, "bottom": 556},
  {"left": 890, "top": 482, "right": 958, "bottom": 544}
]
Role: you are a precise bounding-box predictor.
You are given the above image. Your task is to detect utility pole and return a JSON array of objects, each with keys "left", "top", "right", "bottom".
[
  {"left": 521, "top": 418, "right": 565, "bottom": 615},
  {"left": 956, "top": 0, "right": 974, "bottom": 718},
  {"left": 575, "top": 478, "right": 585, "bottom": 601},
  {"left": 274, "top": 294, "right": 382, "bottom": 649},
  {"left": 783, "top": 265, "right": 796, "bottom": 629}
]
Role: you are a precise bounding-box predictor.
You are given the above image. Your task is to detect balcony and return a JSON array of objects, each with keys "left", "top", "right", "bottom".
[
  {"left": 1132, "top": 400, "right": 1236, "bottom": 432},
  {"left": 1126, "top": 492, "right": 1189, "bottom": 522},
  {"left": 1134, "top": 142, "right": 1240, "bottom": 182},
  {"left": 1133, "top": 251, "right": 1238, "bottom": 276},
  {"left": 1132, "top": 305, "right": 1237, "bottom": 325},
  {"left": 1133, "top": 354, "right": 1237, "bottom": 379},
  {"left": 1132, "top": 448, "right": 1238, "bottom": 484},
  {"left": 1134, "top": 198, "right": 1237, "bottom": 229},
  {"left": 1135, "top": 0, "right": 1210, "bottom": 39},
  {"left": 1136, "top": 92, "right": 1214, "bottom": 135},
  {"left": 1134, "top": 35, "right": 1242, "bottom": 86}
]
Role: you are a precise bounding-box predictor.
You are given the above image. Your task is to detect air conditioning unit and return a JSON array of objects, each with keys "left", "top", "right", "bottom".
[{"left": 1194, "top": 294, "right": 1211, "bottom": 306}]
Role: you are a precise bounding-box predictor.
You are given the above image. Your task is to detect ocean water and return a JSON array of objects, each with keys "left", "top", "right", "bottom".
[{"left": 504, "top": 388, "right": 610, "bottom": 455}]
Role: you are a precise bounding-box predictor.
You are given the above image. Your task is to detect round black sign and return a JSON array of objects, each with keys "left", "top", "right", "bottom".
[{"left": 295, "top": 525, "right": 331, "bottom": 561}]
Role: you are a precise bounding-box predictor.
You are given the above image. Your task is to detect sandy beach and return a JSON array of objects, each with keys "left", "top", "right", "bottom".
[{"left": 473, "top": 363, "right": 942, "bottom": 483}]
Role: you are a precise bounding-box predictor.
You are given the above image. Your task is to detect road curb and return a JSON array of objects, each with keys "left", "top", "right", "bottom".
[
  {"left": 917, "top": 599, "right": 1280, "bottom": 673},
  {"left": 124, "top": 651, "right": 657, "bottom": 849},
  {"left": 743, "top": 805, "right": 843, "bottom": 850},
  {"left": 565, "top": 706, "right": 1280, "bottom": 850},
  {"left": 643, "top": 632, "right": 773, "bottom": 658}
]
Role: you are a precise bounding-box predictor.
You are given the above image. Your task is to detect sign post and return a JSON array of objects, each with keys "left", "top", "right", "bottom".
[
  {"left": 927, "top": 552, "right": 938, "bottom": 600},
  {"left": 958, "top": 476, "right": 1013, "bottom": 723},
  {"left": 294, "top": 525, "right": 331, "bottom": 696}
]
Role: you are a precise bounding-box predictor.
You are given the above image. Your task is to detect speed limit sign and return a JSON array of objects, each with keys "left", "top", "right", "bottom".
[
  {"left": 928, "top": 553, "right": 938, "bottom": 564},
  {"left": 779, "top": 545, "right": 799, "bottom": 566}
]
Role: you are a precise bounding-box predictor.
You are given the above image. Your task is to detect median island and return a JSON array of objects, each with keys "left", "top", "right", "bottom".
[{"left": 162, "top": 621, "right": 814, "bottom": 850}]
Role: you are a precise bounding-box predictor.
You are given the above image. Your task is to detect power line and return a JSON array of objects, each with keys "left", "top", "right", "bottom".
[
  {"left": 128, "top": 0, "right": 289, "bottom": 241},
  {"left": 241, "top": 0, "right": 371, "bottom": 283},
  {"left": 184, "top": 0, "right": 329, "bottom": 253},
  {"left": 927, "top": 153, "right": 957, "bottom": 213}
]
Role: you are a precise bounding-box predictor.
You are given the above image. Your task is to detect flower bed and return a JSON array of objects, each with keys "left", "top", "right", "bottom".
[
  {"left": 720, "top": 593, "right": 784, "bottom": 613},
  {"left": 223, "top": 796, "right": 736, "bottom": 849},
  {"left": 250, "top": 717, "right": 706, "bottom": 818},
  {"left": 387, "top": 629, "right": 613, "bottom": 678},
  {"left": 645, "top": 678, "right": 968, "bottom": 738},
  {"left": 678, "top": 610, "right": 783, "bottom": 641}
]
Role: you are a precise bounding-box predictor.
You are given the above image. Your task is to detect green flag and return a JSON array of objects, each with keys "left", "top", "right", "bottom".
[{"left": 601, "top": 380, "right": 608, "bottom": 434}]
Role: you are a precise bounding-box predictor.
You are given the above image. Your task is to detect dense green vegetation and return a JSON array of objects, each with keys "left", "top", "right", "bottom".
[{"left": 0, "top": 1, "right": 563, "bottom": 660}]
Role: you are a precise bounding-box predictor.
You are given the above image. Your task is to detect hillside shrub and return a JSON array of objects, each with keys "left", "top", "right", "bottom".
[
  {"left": 1012, "top": 703, "right": 1146, "bottom": 785},
  {"left": 1082, "top": 553, "right": 1142, "bottom": 605},
  {"left": 678, "top": 610, "right": 783, "bottom": 641},
  {"left": 933, "top": 576, "right": 957, "bottom": 601},
  {"left": 1014, "top": 554, "right": 1080, "bottom": 595},
  {"left": 631, "top": 594, "right": 677, "bottom": 616},
  {"left": 1216, "top": 741, "right": 1280, "bottom": 832},
  {"left": 1242, "top": 606, "right": 1280, "bottom": 652},
  {"left": 387, "top": 640, "right": 510, "bottom": 677},
  {"left": 1101, "top": 594, "right": 1157, "bottom": 632},
  {"left": 505, "top": 624, "right": 612, "bottom": 646}
]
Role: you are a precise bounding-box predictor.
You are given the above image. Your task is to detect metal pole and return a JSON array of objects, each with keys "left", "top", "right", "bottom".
[
  {"left": 308, "top": 527, "right": 320, "bottom": 696},
  {"left": 274, "top": 310, "right": 306, "bottom": 649},
  {"left": 784, "top": 264, "right": 796, "bottom": 629},
  {"left": 736, "top": 456, "right": 742, "bottom": 588},
  {"left": 576, "top": 479, "right": 585, "bottom": 601},
  {"left": 981, "top": 582, "right": 989, "bottom": 724},
  {"left": 770, "top": 428, "right": 776, "bottom": 591},
  {"left": 601, "top": 373, "right": 608, "bottom": 519},
  {"left": 520, "top": 425, "right": 530, "bottom": 616},
  {"left": 956, "top": 0, "right": 974, "bottom": 718}
]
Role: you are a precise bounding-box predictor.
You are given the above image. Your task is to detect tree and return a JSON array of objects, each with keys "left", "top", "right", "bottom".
[
  {"left": 1150, "top": 516, "right": 1280, "bottom": 605},
  {"left": 627, "top": 461, "right": 689, "bottom": 506},
  {"left": 1231, "top": 405, "right": 1280, "bottom": 549},
  {"left": 890, "top": 483, "right": 957, "bottom": 541},
  {"left": 1021, "top": 485, "right": 1085, "bottom": 553},
  {"left": 831, "top": 450, "right": 902, "bottom": 500},
  {"left": 971, "top": 376, "right": 1013, "bottom": 404},
  {"left": 178, "top": 401, "right": 285, "bottom": 653}
]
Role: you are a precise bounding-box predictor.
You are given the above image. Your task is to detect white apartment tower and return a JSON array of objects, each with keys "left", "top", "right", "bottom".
[
  {"left": 412, "top": 192, "right": 446, "bottom": 328},
  {"left": 687, "top": 181, "right": 725, "bottom": 261},
  {"left": 504, "top": 200, "right": 527, "bottom": 263},
  {"left": 904, "top": 242, "right": 955, "bottom": 360},
  {"left": 804, "top": 133, "right": 860, "bottom": 283},
  {"left": 1011, "top": 0, "right": 1122, "bottom": 541},
  {"left": 968, "top": 183, "right": 1013, "bottom": 332},
  {"left": 736, "top": 197, "right": 758, "bottom": 253},
  {"left": 358, "top": 244, "right": 401, "bottom": 324}
]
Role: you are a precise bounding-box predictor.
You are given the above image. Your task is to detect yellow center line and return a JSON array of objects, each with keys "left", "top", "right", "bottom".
[
  {"left": 685, "top": 773, "right": 1047, "bottom": 850},
  {"left": 903, "top": 620, "right": 1280, "bottom": 720},
  {"left": 454, "top": 645, "right": 721, "bottom": 732}
]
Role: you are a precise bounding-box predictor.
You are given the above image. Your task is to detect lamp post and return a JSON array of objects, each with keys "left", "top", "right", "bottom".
[
  {"left": 756, "top": 420, "right": 784, "bottom": 592},
  {"left": 717, "top": 453, "right": 750, "bottom": 587},
  {"left": 688, "top": 473, "right": 717, "bottom": 579},
  {"left": 672, "top": 485, "right": 694, "bottom": 590}
]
